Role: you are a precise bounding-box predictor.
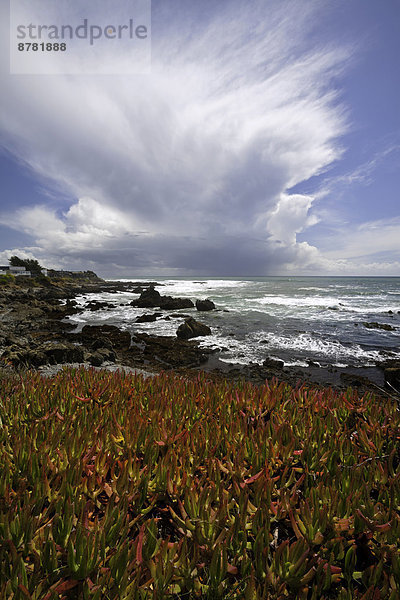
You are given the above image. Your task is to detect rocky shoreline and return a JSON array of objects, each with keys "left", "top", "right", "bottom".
[{"left": 1, "top": 277, "right": 399, "bottom": 396}]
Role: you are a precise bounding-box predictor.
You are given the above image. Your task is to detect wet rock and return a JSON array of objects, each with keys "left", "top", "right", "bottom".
[
  {"left": 133, "top": 287, "right": 162, "bottom": 308},
  {"left": 263, "top": 357, "right": 284, "bottom": 369},
  {"left": 1, "top": 348, "right": 46, "bottom": 368},
  {"left": 135, "top": 313, "right": 162, "bottom": 323},
  {"left": 89, "top": 337, "right": 113, "bottom": 352},
  {"left": 79, "top": 325, "right": 131, "bottom": 350},
  {"left": 132, "top": 286, "right": 194, "bottom": 310},
  {"left": 384, "top": 367, "right": 400, "bottom": 390},
  {"left": 43, "top": 342, "right": 84, "bottom": 365},
  {"left": 83, "top": 343, "right": 116, "bottom": 364},
  {"left": 136, "top": 313, "right": 160, "bottom": 323},
  {"left": 160, "top": 296, "right": 194, "bottom": 310},
  {"left": 128, "top": 332, "right": 212, "bottom": 368},
  {"left": 362, "top": 322, "right": 395, "bottom": 331},
  {"left": 307, "top": 360, "right": 320, "bottom": 368},
  {"left": 2, "top": 341, "right": 84, "bottom": 367},
  {"left": 340, "top": 372, "right": 371, "bottom": 388},
  {"left": 86, "top": 352, "right": 104, "bottom": 367},
  {"left": 85, "top": 300, "right": 115, "bottom": 311},
  {"left": 196, "top": 299, "right": 216, "bottom": 311},
  {"left": 176, "top": 317, "right": 212, "bottom": 340}
]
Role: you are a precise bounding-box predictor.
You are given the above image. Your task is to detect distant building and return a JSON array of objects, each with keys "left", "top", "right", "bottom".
[{"left": 0, "top": 266, "right": 31, "bottom": 276}]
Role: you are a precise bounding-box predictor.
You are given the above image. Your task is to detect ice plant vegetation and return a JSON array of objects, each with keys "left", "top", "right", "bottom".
[{"left": 0, "top": 368, "right": 399, "bottom": 599}]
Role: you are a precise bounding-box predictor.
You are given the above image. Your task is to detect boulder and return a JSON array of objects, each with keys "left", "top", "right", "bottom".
[
  {"left": 129, "top": 332, "right": 213, "bottom": 368},
  {"left": 85, "top": 300, "right": 115, "bottom": 311},
  {"left": 176, "top": 317, "right": 211, "bottom": 340},
  {"left": 86, "top": 352, "right": 104, "bottom": 367},
  {"left": 263, "top": 357, "right": 284, "bottom": 369},
  {"left": 136, "top": 313, "right": 160, "bottom": 323},
  {"left": 362, "top": 322, "right": 395, "bottom": 331},
  {"left": 85, "top": 346, "right": 116, "bottom": 364},
  {"left": 90, "top": 337, "right": 114, "bottom": 351},
  {"left": 80, "top": 325, "right": 131, "bottom": 349},
  {"left": 160, "top": 296, "right": 194, "bottom": 310},
  {"left": 196, "top": 299, "right": 216, "bottom": 311},
  {"left": 131, "top": 286, "right": 194, "bottom": 310},
  {"left": 1, "top": 347, "right": 46, "bottom": 368},
  {"left": 43, "top": 342, "right": 84, "bottom": 365},
  {"left": 133, "top": 287, "right": 162, "bottom": 308},
  {"left": 384, "top": 368, "right": 400, "bottom": 389}
]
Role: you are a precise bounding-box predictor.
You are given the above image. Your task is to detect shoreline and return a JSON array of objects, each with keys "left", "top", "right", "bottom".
[{"left": 0, "top": 276, "right": 397, "bottom": 397}]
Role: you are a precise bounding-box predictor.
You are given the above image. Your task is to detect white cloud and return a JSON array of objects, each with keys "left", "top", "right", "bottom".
[
  {"left": 0, "top": 0, "right": 353, "bottom": 275},
  {"left": 266, "top": 194, "right": 319, "bottom": 245},
  {"left": 323, "top": 217, "right": 400, "bottom": 261}
]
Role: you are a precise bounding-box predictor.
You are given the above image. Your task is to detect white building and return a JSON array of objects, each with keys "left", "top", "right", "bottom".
[{"left": 0, "top": 266, "right": 31, "bottom": 276}]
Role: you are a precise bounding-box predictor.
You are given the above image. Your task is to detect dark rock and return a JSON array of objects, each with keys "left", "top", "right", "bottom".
[
  {"left": 127, "top": 332, "right": 212, "bottom": 368},
  {"left": 90, "top": 337, "right": 114, "bottom": 351},
  {"left": 263, "top": 357, "right": 284, "bottom": 369},
  {"left": 136, "top": 313, "right": 159, "bottom": 323},
  {"left": 384, "top": 368, "right": 400, "bottom": 390},
  {"left": 340, "top": 372, "right": 371, "bottom": 388},
  {"left": 160, "top": 296, "right": 194, "bottom": 310},
  {"left": 45, "top": 320, "right": 76, "bottom": 333},
  {"left": 196, "top": 299, "right": 216, "bottom": 311},
  {"left": 97, "top": 347, "right": 116, "bottom": 362},
  {"left": 46, "top": 303, "right": 82, "bottom": 319},
  {"left": 307, "top": 360, "right": 320, "bottom": 368},
  {"left": 362, "top": 322, "right": 395, "bottom": 331},
  {"left": 85, "top": 300, "right": 115, "bottom": 311},
  {"left": 86, "top": 352, "right": 104, "bottom": 367},
  {"left": 43, "top": 342, "right": 84, "bottom": 365},
  {"left": 132, "top": 286, "right": 194, "bottom": 310},
  {"left": 176, "top": 317, "right": 212, "bottom": 340},
  {"left": 133, "top": 286, "right": 162, "bottom": 308},
  {"left": 1, "top": 347, "right": 46, "bottom": 368},
  {"left": 79, "top": 325, "right": 131, "bottom": 350},
  {"left": 85, "top": 338, "right": 116, "bottom": 362}
]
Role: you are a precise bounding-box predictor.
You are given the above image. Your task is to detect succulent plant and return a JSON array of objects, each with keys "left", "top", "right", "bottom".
[{"left": 0, "top": 368, "right": 399, "bottom": 598}]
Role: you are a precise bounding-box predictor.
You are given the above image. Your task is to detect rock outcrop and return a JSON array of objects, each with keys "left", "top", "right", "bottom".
[
  {"left": 176, "top": 317, "right": 212, "bottom": 340},
  {"left": 76, "top": 325, "right": 131, "bottom": 350},
  {"left": 136, "top": 313, "right": 161, "bottom": 323},
  {"left": 132, "top": 286, "right": 194, "bottom": 310},
  {"left": 127, "top": 332, "right": 212, "bottom": 368},
  {"left": 263, "top": 356, "right": 284, "bottom": 369},
  {"left": 363, "top": 322, "right": 396, "bottom": 331},
  {"left": 384, "top": 367, "right": 400, "bottom": 389},
  {"left": 196, "top": 299, "right": 216, "bottom": 311}
]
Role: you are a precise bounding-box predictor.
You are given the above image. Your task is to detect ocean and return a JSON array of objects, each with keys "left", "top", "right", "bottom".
[{"left": 68, "top": 277, "right": 400, "bottom": 370}]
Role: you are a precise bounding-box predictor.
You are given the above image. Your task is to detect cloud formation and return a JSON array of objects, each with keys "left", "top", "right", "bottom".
[{"left": 0, "top": 0, "right": 353, "bottom": 275}]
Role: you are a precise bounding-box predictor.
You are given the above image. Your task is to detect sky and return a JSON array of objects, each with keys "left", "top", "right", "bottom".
[{"left": 0, "top": 0, "right": 399, "bottom": 277}]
